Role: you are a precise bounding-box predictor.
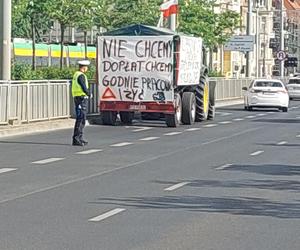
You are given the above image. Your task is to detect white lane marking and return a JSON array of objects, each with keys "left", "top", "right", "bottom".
[
  {"left": 219, "top": 121, "right": 232, "bottom": 124},
  {"left": 76, "top": 149, "right": 103, "bottom": 155},
  {"left": 126, "top": 126, "right": 152, "bottom": 132},
  {"left": 250, "top": 150, "right": 264, "bottom": 156},
  {"left": 216, "top": 112, "right": 232, "bottom": 117},
  {"left": 139, "top": 137, "right": 160, "bottom": 141},
  {"left": 297, "top": 135, "right": 300, "bottom": 138},
  {"left": 32, "top": 158, "right": 64, "bottom": 164},
  {"left": 233, "top": 118, "right": 244, "bottom": 121},
  {"left": 164, "top": 182, "right": 190, "bottom": 191},
  {"left": 89, "top": 208, "right": 126, "bottom": 222},
  {"left": 277, "top": 141, "right": 287, "bottom": 145},
  {"left": 110, "top": 142, "right": 133, "bottom": 147},
  {"left": 203, "top": 124, "right": 217, "bottom": 128},
  {"left": 185, "top": 128, "right": 201, "bottom": 132},
  {"left": 257, "top": 113, "right": 266, "bottom": 116},
  {"left": 215, "top": 164, "right": 233, "bottom": 170},
  {"left": 245, "top": 115, "right": 256, "bottom": 119},
  {"left": 296, "top": 116, "right": 300, "bottom": 119},
  {"left": 293, "top": 106, "right": 299, "bottom": 109},
  {"left": 0, "top": 168, "right": 17, "bottom": 174},
  {"left": 0, "top": 126, "right": 262, "bottom": 205},
  {"left": 269, "top": 112, "right": 275, "bottom": 114},
  {"left": 164, "top": 132, "right": 183, "bottom": 136}
]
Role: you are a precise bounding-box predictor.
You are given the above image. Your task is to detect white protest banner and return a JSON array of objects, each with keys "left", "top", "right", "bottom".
[
  {"left": 177, "top": 36, "right": 203, "bottom": 86},
  {"left": 98, "top": 36, "right": 174, "bottom": 102}
]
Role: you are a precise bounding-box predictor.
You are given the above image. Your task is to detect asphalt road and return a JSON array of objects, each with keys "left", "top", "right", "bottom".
[{"left": 0, "top": 102, "right": 300, "bottom": 250}]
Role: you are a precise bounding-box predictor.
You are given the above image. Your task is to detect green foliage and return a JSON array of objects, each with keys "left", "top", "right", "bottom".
[
  {"left": 11, "top": 63, "right": 96, "bottom": 80},
  {"left": 208, "top": 70, "right": 224, "bottom": 77}
]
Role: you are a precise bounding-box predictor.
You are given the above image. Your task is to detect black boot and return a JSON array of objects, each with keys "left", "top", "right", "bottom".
[{"left": 72, "top": 139, "right": 84, "bottom": 146}]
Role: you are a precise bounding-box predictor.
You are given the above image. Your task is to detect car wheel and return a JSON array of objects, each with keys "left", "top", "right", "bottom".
[
  {"left": 290, "top": 97, "right": 293, "bottom": 100},
  {"left": 244, "top": 106, "right": 248, "bottom": 110},
  {"left": 248, "top": 106, "right": 253, "bottom": 111},
  {"left": 282, "top": 107, "right": 288, "bottom": 112}
]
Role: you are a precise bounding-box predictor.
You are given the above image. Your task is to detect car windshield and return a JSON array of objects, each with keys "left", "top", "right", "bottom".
[
  {"left": 288, "top": 79, "right": 300, "bottom": 84},
  {"left": 254, "top": 81, "right": 283, "bottom": 88}
]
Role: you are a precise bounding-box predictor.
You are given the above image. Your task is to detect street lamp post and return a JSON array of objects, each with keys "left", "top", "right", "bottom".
[
  {"left": 280, "top": 0, "right": 285, "bottom": 77},
  {"left": 0, "top": 0, "right": 12, "bottom": 80},
  {"left": 246, "top": 0, "right": 253, "bottom": 77}
]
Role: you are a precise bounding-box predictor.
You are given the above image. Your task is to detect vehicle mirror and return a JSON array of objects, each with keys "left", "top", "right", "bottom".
[{"left": 242, "top": 87, "right": 248, "bottom": 91}]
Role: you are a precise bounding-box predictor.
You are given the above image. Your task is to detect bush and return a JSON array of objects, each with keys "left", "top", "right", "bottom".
[
  {"left": 208, "top": 70, "right": 224, "bottom": 77},
  {"left": 11, "top": 63, "right": 96, "bottom": 80}
]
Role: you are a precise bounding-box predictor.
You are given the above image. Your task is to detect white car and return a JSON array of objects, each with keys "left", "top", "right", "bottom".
[
  {"left": 243, "top": 79, "right": 289, "bottom": 112},
  {"left": 287, "top": 77, "right": 300, "bottom": 100}
]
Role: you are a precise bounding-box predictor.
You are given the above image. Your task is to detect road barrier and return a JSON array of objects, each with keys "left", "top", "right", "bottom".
[
  {"left": 0, "top": 80, "right": 70, "bottom": 125},
  {"left": 0, "top": 77, "right": 288, "bottom": 125}
]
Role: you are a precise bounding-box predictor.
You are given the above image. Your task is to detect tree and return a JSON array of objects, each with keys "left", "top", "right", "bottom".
[
  {"left": 178, "top": 0, "right": 240, "bottom": 48},
  {"left": 45, "top": 0, "right": 80, "bottom": 69},
  {"left": 95, "top": 0, "right": 162, "bottom": 30},
  {"left": 76, "top": 0, "right": 99, "bottom": 59}
]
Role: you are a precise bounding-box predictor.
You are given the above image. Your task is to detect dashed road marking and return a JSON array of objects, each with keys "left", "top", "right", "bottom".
[
  {"left": 110, "top": 142, "right": 133, "bottom": 147},
  {"left": 257, "top": 113, "right": 266, "bottom": 116},
  {"left": 277, "top": 141, "right": 287, "bottom": 145},
  {"left": 250, "top": 150, "right": 264, "bottom": 156},
  {"left": 164, "top": 182, "right": 191, "bottom": 191},
  {"left": 203, "top": 124, "right": 218, "bottom": 128},
  {"left": 215, "top": 164, "right": 233, "bottom": 170},
  {"left": 0, "top": 168, "right": 17, "bottom": 174},
  {"left": 269, "top": 112, "right": 275, "bottom": 114},
  {"left": 219, "top": 121, "right": 232, "bottom": 124},
  {"left": 126, "top": 126, "right": 152, "bottom": 132},
  {"left": 296, "top": 116, "right": 300, "bottom": 119},
  {"left": 164, "top": 132, "right": 183, "bottom": 136},
  {"left": 89, "top": 208, "right": 126, "bottom": 222},
  {"left": 76, "top": 149, "right": 103, "bottom": 155},
  {"left": 216, "top": 112, "right": 232, "bottom": 117},
  {"left": 245, "top": 115, "right": 256, "bottom": 119},
  {"left": 32, "top": 158, "right": 64, "bottom": 164},
  {"left": 185, "top": 128, "right": 201, "bottom": 132},
  {"left": 296, "top": 134, "right": 300, "bottom": 138},
  {"left": 139, "top": 137, "right": 160, "bottom": 141},
  {"left": 233, "top": 118, "right": 244, "bottom": 121}
]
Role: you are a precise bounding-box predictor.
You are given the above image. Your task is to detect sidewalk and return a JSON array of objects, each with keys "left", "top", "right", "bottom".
[{"left": 0, "top": 99, "right": 243, "bottom": 138}]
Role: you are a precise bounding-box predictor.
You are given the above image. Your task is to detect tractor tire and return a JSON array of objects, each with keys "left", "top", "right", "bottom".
[
  {"left": 166, "top": 93, "right": 182, "bottom": 127},
  {"left": 102, "top": 111, "right": 117, "bottom": 126},
  {"left": 120, "top": 111, "right": 134, "bottom": 124},
  {"left": 195, "top": 75, "right": 209, "bottom": 122},
  {"left": 182, "top": 92, "right": 196, "bottom": 125},
  {"left": 207, "top": 104, "right": 216, "bottom": 120}
]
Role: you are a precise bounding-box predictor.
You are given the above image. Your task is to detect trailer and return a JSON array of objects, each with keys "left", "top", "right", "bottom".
[{"left": 97, "top": 24, "right": 216, "bottom": 127}]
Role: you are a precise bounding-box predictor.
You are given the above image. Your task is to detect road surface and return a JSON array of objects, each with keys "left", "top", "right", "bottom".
[{"left": 0, "top": 102, "right": 300, "bottom": 250}]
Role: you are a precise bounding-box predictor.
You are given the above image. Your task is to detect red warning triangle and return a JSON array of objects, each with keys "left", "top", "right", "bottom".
[{"left": 102, "top": 87, "right": 117, "bottom": 100}]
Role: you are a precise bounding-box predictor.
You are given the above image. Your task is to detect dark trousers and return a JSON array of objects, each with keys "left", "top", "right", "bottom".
[{"left": 73, "top": 96, "right": 87, "bottom": 142}]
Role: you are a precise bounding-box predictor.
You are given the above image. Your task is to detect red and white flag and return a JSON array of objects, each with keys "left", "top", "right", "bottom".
[{"left": 160, "top": 0, "right": 178, "bottom": 18}]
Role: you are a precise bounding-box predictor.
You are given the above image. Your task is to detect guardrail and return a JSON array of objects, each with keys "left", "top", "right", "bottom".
[
  {"left": 0, "top": 77, "right": 291, "bottom": 125},
  {"left": 0, "top": 80, "right": 70, "bottom": 125}
]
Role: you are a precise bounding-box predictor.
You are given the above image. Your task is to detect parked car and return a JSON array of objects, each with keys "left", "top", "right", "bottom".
[
  {"left": 287, "top": 77, "right": 300, "bottom": 100},
  {"left": 242, "top": 79, "right": 289, "bottom": 112}
]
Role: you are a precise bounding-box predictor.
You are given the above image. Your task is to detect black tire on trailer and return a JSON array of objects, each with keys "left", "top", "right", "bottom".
[
  {"left": 207, "top": 104, "right": 216, "bottom": 120},
  {"left": 102, "top": 111, "right": 117, "bottom": 126},
  {"left": 120, "top": 111, "right": 134, "bottom": 124},
  {"left": 182, "top": 92, "right": 196, "bottom": 125},
  {"left": 195, "top": 75, "right": 210, "bottom": 122},
  {"left": 166, "top": 93, "right": 182, "bottom": 127}
]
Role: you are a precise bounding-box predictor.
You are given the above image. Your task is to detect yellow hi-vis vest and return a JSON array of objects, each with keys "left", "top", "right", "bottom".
[{"left": 72, "top": 71, "right": 89, "bottom": 97}]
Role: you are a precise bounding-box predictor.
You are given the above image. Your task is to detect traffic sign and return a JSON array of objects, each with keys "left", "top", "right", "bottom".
[
  {"left": 276, "top": 50, "right": 287, "bottom": 61},
  {"left": 224, "top": 43, "right": 254, "bottom": 52},
  {"left": 224, "top": 35, "right": 255, "bottom": 52}
]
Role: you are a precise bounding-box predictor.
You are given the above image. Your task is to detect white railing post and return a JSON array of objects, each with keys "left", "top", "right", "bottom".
[
  {"left": 26, "top": 81, "right": 30, "bottom": 123},
  {"left": 47, "top": 80, "right": 51, "bottom": 120}
]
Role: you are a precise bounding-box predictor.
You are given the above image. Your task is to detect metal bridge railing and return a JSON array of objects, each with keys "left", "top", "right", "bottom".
[{"left": 0, "top": 80, "right": 70, "bottom": 125}]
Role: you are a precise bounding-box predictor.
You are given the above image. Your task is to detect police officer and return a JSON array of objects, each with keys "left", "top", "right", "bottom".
[{"left": 72, "top": 60, "right": 91, "bottom": 146}]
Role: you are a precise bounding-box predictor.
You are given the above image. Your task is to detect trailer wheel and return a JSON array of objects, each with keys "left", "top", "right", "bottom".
[
  {"left": 102, "top": 111, "right": 117, "bottom": 126},
  {"left": 182, "top": 92, "right": 196, "bottom": 125},
  {"left": 195, "top": 75, "right": 209, "bottom": 121},
  {"left": 166, "top": 93, "right": 182, "bottom": 127},
  {"left": 120, "top": 111, "right": 134, "bottom": 124},
  {"left": 207, "top": 104, "right": 216, "bottom": 120}
]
